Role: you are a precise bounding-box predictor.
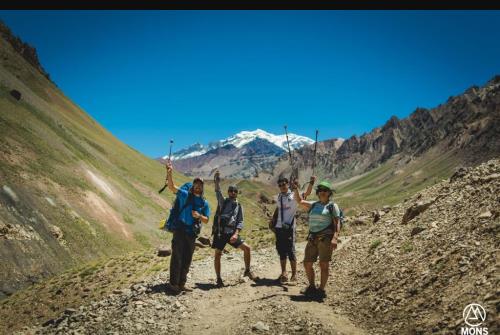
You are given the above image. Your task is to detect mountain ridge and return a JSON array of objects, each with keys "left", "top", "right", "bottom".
[{"left": 166, "top": 129, "right": 315, "bottom": 161}]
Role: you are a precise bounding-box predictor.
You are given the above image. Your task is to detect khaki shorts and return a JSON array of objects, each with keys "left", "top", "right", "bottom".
[{"left": 303, "top": 234, "right": 334, "bottom": 262}]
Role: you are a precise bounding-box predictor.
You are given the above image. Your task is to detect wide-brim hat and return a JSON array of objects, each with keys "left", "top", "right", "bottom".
[{"left": 316, "top": 180, "right": 333, "bottom": 192}]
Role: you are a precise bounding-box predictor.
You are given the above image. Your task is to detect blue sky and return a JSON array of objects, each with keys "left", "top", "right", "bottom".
[{"left": 1, "top": 10, "right": 499, "bottom": 158}]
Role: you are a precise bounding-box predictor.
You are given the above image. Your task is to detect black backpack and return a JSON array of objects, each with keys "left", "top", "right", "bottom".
[{"left": 212, "top": 198, "right": 240, "bottom": 237}]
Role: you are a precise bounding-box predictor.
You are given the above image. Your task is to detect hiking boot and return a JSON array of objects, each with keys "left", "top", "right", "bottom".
[
  {"left": 243, "top": 269, "right": 258, "bottom": 281},
  {"left": 166, "top": 283, "right": 181, "bottom": 295},
  {"left": 216, "top": 277, "right": 224, "bottom": 288},
  {"left": 287, "top": 275, "right": 297, "bottom": 286},
  {"left": 179, "top": 284, "right": 193, "bottom": 292},
  {"left": 315, "top": 288, "right": 327, "bottom": 299},
  {"left": 300, "top": 285, "right": 317, "bottom": 296},
  {"left": 276, "top": 274, "right": 288, "bottom": 284}
]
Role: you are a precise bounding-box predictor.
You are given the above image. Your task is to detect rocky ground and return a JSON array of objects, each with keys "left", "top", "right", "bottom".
[
  {"left": 330, "top": 159, "right": 500, "bottom": 334},
  {"left": 7, "top": 159, "right": 500, "bottom": 335},
  {"left": 24, "top": 238, "right": 364, "bottom": 335}
]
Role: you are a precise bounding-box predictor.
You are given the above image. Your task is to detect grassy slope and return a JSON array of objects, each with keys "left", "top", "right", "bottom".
[
  {"left": 0, "top": 35, "right": 278, "bottom": 333},
  {"left": 334, "top": 146, "right": 461, "bottom": 214}
]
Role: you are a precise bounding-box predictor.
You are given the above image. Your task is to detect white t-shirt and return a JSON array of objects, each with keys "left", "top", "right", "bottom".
[{"left": 274, "top": 191, "right": 298, "bottom": 228}]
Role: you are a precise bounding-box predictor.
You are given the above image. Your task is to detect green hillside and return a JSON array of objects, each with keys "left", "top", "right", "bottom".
[
  {"left": 334, "top": 146, "right": 462, "bottom": 213},
  {"left": 0, "top": 28, "right": 275, "bottom": 300}
]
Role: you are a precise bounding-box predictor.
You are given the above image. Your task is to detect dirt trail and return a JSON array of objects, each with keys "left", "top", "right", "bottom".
[
  {"left": 34, "top": 237, "right": 366, "bottom": 335},
  {"left": 181, "top": 237, "right": 363, "bottom": 335}
]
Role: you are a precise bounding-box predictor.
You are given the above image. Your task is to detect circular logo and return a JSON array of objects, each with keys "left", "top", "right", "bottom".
[{"left": 463, "top": 303, "right": 486, "bottom": 327}]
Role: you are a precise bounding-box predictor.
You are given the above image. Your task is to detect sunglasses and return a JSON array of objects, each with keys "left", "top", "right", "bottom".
[
  {"left": 228, "top": 189, "right": 238, "bottom": 193},
  {"left": 278, "top": 182, "right": 287, "bottom": 187},
  {"left": 317, "top": 188, "right": 330, "bottom": 193}
]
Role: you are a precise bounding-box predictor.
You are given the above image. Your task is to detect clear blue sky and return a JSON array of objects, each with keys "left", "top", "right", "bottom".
[{"left": 1, "top": 10, "right": 499, "bottom": 158}]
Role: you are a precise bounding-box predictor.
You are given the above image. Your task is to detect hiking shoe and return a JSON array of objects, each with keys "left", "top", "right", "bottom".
[
  {"left": 243, "top": 270, "right": 258, "bottom": 281},
  {"left": 315, "top": 288, "right": 327, "bottom": 299},
  {"left": 179, "top": 284, "right": 193, "bottom": 292},
  {"left": 166, "top": 283, "right": 181, "bottom": 295},
  {"left": 216, "top": 277, "right": 224, "bottom": 288},
  {"left": 300, "top": 285, "right": 317, "bottom": 296},
  {"left": 287, "top": 275, "right": 297, "bottom": 286},
  {"left": 276, "top": 274, "right": 288, "bottom": 284}
]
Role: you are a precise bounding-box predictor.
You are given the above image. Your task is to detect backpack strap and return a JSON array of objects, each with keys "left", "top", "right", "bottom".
[
  {"left": 308, "top": 201, "right": 319, "bottom": 214},
  {"left": 178, "top": 192, "right": 194, "bottom": 219}
]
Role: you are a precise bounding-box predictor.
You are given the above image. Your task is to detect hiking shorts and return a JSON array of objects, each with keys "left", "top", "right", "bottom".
[
  {"left": 304, "top": 234, "right": 334, "bottom": 262},
  {"left": 275, "top": 228, "right": 296, "bottom": 261},
  {"left": 212, "top": 233, "right": 244, "bottom": 251}
]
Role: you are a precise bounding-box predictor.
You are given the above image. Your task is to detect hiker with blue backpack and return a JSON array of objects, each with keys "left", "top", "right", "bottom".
[
  {"left": 212, "top": 170, "right": 258, "bottom": 287},
  {"left": 164, "top": 160, "right": 210, "bottom": 294},
  {"left": 291, "top": 179, "right": 341, "bottom": 299}
]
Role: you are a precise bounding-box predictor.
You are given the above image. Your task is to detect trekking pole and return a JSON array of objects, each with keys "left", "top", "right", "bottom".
[
  {"left": 312, "top": 129, "right": 318, "bottom": 176},
  {"left": 301, "top": 130, "right": 319, "bottom": 189},
  {"left": 284, "top": 125, "right": 296, "bottom": 182},
  {"left": 158, "top": 139, "right": 174, "bottom": 194}
]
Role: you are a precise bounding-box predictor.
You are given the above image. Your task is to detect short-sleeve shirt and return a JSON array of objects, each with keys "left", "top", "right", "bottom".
[
  {"left": 274, "top": 191, "right": 297, "bottom": 228},
  {"left": 177, "top": 188, "right": 210, "bottom": 230},
  {"left": 307, "top": 201, "right": 340, "bottom": 233}
]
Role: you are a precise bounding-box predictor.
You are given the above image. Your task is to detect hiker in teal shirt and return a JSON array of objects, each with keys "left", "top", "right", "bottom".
[{"left": 292, "top": 180, "right": 340, "bottom": 299}]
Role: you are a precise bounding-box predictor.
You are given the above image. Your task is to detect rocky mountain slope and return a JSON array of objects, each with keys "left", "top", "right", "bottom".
[
  {"left": 168, "top": 129, "right": 314, "bottom": 161},
  {"left": 269, "top": 76, "right": 500, "bottom": 210},
  {"left": 166, "top": 129, "right": 314, "bottom": 179},
  {"left": 331, "top": 158, "right": 499, "bottom": 334},
  {"left": 4, "top": 158, "right": 497, "bottom": 335},
  {"left": 0, "top": 21, "right": 179, "bottom": 298},
  {"left": 0, "top": 22, "right": 274, "bottom": 300}
]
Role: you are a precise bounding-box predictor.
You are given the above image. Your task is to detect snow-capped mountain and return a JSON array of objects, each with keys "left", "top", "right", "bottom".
[
  {"left": 169, "top": 143, "right": 208, "bottom": 160},
  {"left": 165, "top": 129, "right": 314, "bottom": 161}
]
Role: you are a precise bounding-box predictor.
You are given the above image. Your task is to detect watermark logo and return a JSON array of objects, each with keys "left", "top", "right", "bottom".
[
  {"left": 463, "top": 303, "right": 486, "bottom": 327},
  {"left": 461, "top": 303, "right": 488, "bottom": 335}
]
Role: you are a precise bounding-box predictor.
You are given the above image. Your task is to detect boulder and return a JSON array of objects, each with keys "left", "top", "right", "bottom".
[
  {"left": 402, "top": 199, "right": 434, "bottom": 224},
  {"left": 10, "top": 89, "right": 21, "bottom": 101},
  {"left": 157, "top": 247, "right": 172, "bottom": 257},
  {"left": 197, "top": 236, "right": 211, "bottom": 246}
]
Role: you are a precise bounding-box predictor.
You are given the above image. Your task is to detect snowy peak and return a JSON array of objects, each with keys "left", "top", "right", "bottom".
[
  {"left": 220, "top": 129, "right": 314, "bottom": 150},
  {"left": 165, "top": 143, "right": 207, "bottom": 160},
  {"left": 168, "top": 129, "right": 314, "bottom": 161}
]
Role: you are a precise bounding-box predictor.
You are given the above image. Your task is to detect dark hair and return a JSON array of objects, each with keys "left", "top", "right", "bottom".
[
  {"left": 277, "top": 177, "right": 288, "bottom": 184},
  {"left": 315, "top": 187, "right": 332, "bottom": 197}
]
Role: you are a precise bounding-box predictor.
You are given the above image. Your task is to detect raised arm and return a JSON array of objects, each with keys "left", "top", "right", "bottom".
[
  {"left": 302, "top": 175, "right": 316, "bottom": 200},
  {"left": 165, "top": 160, "right": 179, "bottom": 193},
  {"left": 292, "top": 180, "right": 312, "bottom": 211},
  {"left": 214, "top": 170, "right": 224, "bottom": 205}
]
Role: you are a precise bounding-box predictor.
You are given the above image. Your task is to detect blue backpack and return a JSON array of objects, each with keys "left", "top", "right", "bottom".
[{"left": 164, "top": 182, "right": 194, "bottom": 233}]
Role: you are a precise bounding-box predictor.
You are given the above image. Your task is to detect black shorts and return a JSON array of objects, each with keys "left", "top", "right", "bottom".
[
  {"left": 275, "top": 227, "right": 296, "bottom": 261},
  {"left": 212, "top": 233, "right": 244, "bottom": 251}
]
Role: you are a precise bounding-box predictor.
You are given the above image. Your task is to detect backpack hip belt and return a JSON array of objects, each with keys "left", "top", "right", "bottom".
[{"left": 307, "top": 227, "right": 334, "bottom": 241}]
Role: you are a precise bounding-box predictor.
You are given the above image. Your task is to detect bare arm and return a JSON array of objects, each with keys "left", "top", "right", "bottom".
[
  {"left": 214, "top": 170, "right": 224, "bottom": 205},
  {"left": 165, "top": 160, "right": 179, "bottom": 193},
  {"left": 292, "top": 181, "right": 312, "bottom": 211},
  {"left": 302, "top": 175, "right": 316, "bottom": 200},
  {"left": 331, "top": 217, "right": 340, "bottom": 250},
  {"left": 192, "top": 210, "right": 209, "bottom": 224}
]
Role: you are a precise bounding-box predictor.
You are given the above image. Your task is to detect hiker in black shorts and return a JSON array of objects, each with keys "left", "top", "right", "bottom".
[
  {"left": 212, "top": 170, "right": 258, "bottom": 287},
  {"left": 270, "top": 175, "right": 315, "bottom": 284}
]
